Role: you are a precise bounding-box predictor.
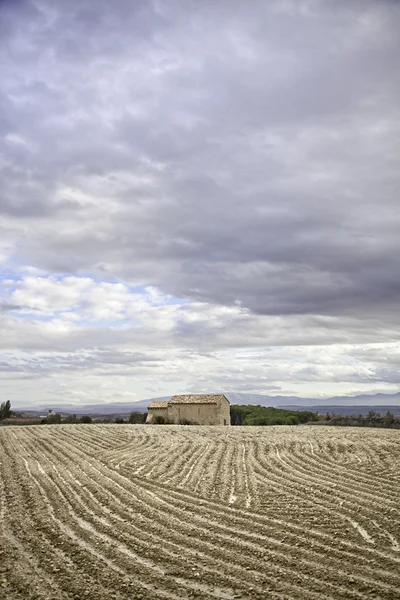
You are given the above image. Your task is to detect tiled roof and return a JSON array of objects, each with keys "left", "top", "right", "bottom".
[
  {"left": 169, "top": 394, "right": 228, "bottom": 405},
  {"left": 148, "top": 401, "right": 169, "bottom": 409}
]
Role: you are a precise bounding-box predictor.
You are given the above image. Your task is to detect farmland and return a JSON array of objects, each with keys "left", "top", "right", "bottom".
[{"left": 1, "top": 425, "right": 400, "bottom": 599}]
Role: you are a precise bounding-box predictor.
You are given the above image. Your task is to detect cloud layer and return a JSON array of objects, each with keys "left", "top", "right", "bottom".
[{"left": 1, "top": 0, "right": 400, "bottom": 406}]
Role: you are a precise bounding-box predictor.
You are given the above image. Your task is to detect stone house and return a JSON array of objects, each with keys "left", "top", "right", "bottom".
[
  {"left": 145, "top": 401, "right": 170, "bottom": 423},
  {"left": 146, "top": 394, "right": 231, "bottom": 426}
]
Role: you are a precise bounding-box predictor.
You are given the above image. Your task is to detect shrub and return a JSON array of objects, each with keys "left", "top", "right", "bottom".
[
  {"left": 129, "top": 412, "right": 146, "bottom": 424},
  {"left": 47, "top": 413, "right": 62, "bottom": 424},
  {"left": 153, "top": 415, "right": 175, "bottom": 424},
  {"left": 64, "top": 414, "right": 78, "bottom": 424},
  {"left": 79, "top": 415, "right": 92, "bottom": 424}
]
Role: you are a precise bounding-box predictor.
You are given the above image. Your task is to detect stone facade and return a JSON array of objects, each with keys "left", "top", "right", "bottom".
[
  {"left": 146, "top": 394, "right": 230, "bottom": 425},
  {"left": 145, "top": 401, "right": 169, "bottom": 423}
]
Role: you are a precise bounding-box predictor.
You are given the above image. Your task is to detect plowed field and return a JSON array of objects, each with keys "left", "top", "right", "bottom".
[{"left": 1, "top": 425, "right": 400, "bottom": 600}]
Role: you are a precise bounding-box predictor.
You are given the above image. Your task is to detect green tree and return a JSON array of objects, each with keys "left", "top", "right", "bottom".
[
  {"left": 129, "top": 412, "right": 146, "bottom": 424},
  {"left": 64, "top": 414, "right": 78, "bottom": 424},
  {"left": 385, "top": 410, "right": 395, "bottom": 427},
  {"left": 0, "top": 400, "right": 11, "bottom": 420},
  {"left": 47, "top": 413, "right": 62, "bottom": 424},
  {"left": 79, "top": 415, "right": 92, "bottom": 424}
]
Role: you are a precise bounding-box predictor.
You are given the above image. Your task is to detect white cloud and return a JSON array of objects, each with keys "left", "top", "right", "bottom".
[{"left": 1, "top": 269, "right": 400, "bottom": 406}]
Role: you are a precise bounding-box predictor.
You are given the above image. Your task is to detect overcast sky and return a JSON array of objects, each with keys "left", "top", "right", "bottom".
[{"left": 1, "top": 0, "right": 400, "bottom": 408}]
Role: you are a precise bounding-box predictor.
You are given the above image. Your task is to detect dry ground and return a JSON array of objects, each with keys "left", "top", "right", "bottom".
[{"left": 1, "top": 424, "right": 400, "bottom": 600}]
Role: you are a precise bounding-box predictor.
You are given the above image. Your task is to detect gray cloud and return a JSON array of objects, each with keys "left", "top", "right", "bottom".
[{"left": 2, "top": 1, "right": 398, "bottom": 316}]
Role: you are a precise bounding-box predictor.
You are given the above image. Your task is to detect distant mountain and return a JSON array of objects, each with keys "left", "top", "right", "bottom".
[
  {"left": 227, "top": 392, "right": 400, "bottom": 407},
  {"left": 18, "top": 397, "right": 169, "bottom": 416},
  {"left": 15, "top": 391, "right": 400, "bottom": 416},
  {"left": 281, "top": 405, "right": 400, "bottom": 417}
]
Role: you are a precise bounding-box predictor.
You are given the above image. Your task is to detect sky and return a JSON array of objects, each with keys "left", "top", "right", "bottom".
[{"left": 1, "top": 0, "right": 400, "bottom": 408}]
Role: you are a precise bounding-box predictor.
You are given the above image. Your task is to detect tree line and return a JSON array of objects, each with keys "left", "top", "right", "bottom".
[
  {"left": 322, "top": 410, "right": 400, "bottom": 429},
  {"left": 0, "top": 400, "right": 148, "bottom": 425},
  {"left": 230, "top": 405, "right": 318, "bottom": 426},
  {"left": 46, "top": 411, "right": 148, "bottom": 424}
]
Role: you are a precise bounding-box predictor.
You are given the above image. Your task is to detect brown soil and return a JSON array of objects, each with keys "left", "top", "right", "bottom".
[{"left": 1, "top": 424, "right": 400, "bottom": 599}]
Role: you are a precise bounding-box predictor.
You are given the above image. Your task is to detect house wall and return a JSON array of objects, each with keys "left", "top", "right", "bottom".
[
  {"left": 147, "top": 396, "right": 231, "bottom": 425},
  {"left": 168, "top": 401, "right": 230, "bottom": 425},
  {"left": 217, "top": 397, "right": 231, "bottom": 426},
  {"left": 146, "top": 408, "right": 168, "bottom": 423},
  {"left": 168, "top": 403, "right": 217, "bottom": 425}
]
